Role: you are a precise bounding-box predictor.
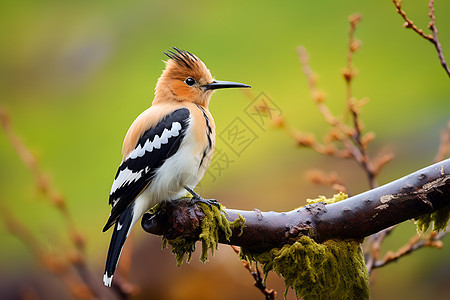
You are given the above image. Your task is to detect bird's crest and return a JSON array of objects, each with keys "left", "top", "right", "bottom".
[
  {"left": 163, "top": 47, "right": 199, "bottom": 70},
  {"left": 156, "top": 47, "right": 214, "bottom": 105}
]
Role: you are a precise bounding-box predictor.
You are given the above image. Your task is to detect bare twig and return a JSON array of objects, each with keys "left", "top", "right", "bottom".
[
  {"left": 230, "top": 246, "right": 277, "bottom": 300},
  {"left": 344, "top": 16, "right": 397, "bottom": 268},
  {"left": 344, "top": 14, "right": 362, "bottom": 117},
  {"left": 343, "top": 14, "right": 379, "bottom": 189},
  {"left": 392, "top": 0, "right": 433, "bottom": 41},
  {"left": 372, "top": 230, "right": 447, "bottom": 269},
  {"left": 0, "top": 107, "right": 123, "bottom": 300},
  {"left": 0, "top": 203, "right": 96, "bottom": 299},
  {"left": 392, "top": 0, "right": 450, "bottom": 77},
  {"left": 0, "top": 107, "right": 84, "bottom": 252},
  {"left": 296, "top": 17, "right": 394, "bottom": 190},
  {"left": 307, "top": 169, "right": 348, "bottom": 194},
  {"left": 365, "top": 225, "right": 396, "bottom": 274},
  {"left": 428, "top": 0, "right": 450, "bottom": 77},
  {"left": 297, "top": 46, "right": 353, "bottom": 137}
]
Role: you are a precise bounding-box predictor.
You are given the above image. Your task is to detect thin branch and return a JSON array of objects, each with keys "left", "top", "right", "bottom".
[
  {"left": 392, "top": 0, "right": 433, "bottom": 41},
  {"left": 0, "top": 203, "right": 96, "bottom": 300},
  {"left": 288, "top": 128, "right": 352, "bottom": 159},
  {"left": 295, "top": 15, "right": 395, "bottom": 191},
  {"left": 0, "top": 107, "right": 83, "bottom": 251},
  {"left": 265, "top": 15, "right": 392, "bottom": 194},
  {"left": 428, "top": 0, "right": 450, "bottom": 77},
  {"left": 372, "top": 230, "right": 447, "bottom": 269},
  {"left": 365, "top": 225, "right": 397, "bottom": 274},
  {"left": 392, "top": 0, "right": 450, "bottom": 77},
  {"left": 0, "top": 107, "right": 123, "bottom": 300},
  {"left": 296, "top": 46, "right": 353, "bottom": 137},
  {"left": 307, "top": 169, "right": 348, "bottom": 194},
  {"left": 230, "top": 246, "right": 277, "bottom": 300},
  {"left": 343, "top": 14, "right": 378, "bottom": 189},
  {"left": 344, "top": 14, "right": 362, "bottom": 121},
  {"left": 143, "top": 159, "right": 450, "bottom": 252}
]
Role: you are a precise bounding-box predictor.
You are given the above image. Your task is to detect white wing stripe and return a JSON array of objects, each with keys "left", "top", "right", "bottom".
[
  {"left": 127, "top": 121, "right": 182, "bottom": 160},
  {"left": 153, "top": 135, "right": 161, "bottom": 149},
  {"left": 110, "top": 167, "right": 143, "bottom": 195},
  {"left": 171, "top": 122, "right": 181, "bottom": 136},
  {"left": 159, "top": 129, "right": 169, "bottom": 144},
  {"left": 111, "top": 121, "right": 183, "bottom": 196}
]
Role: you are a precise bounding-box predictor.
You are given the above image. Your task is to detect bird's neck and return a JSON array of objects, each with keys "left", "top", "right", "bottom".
[{"left": 152, "top": 93, "right": 211, "bottom": 109}]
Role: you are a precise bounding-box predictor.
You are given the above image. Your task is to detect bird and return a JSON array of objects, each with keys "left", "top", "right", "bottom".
[{"left": 102, "top": 47, "right": 250, "bottom": 287}]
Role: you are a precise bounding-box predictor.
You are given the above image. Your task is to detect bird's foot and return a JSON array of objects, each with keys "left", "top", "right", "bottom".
[
  {"left": 185, "top": 186, "right": 221, "bottom": 210},
  {"left": 193, "top": 198, "right": 221, "bottom": 210}
]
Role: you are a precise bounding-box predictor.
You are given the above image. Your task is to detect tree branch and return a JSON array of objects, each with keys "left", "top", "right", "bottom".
[
  {"left": 392, "top": 0, "right": 450, "bottom": 78},
  {"left": 230, "top": 245, "right": 276, "bottom": 300},
  {"left": 143, "top": 159, "right": 450, "bottom": 252},
  {"left": 372, "top": 230, "right": 447, "bottom": 270},
  {"left": 428, "top": 0, "right": 450, "bottom": 77}
]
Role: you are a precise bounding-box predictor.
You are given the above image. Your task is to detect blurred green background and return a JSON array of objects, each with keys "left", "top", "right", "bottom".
[{"left": 0, "top": 0, "right": 449, "bottom": 299}]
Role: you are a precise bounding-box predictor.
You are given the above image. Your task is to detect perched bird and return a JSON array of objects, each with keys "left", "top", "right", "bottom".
[{"left": 102, "top": 47, "right": 250, "bottom": 287}]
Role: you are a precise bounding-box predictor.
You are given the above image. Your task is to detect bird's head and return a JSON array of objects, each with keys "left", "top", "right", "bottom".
[{"left": 154, "top": 47, "right": 250, "bottom": 107}]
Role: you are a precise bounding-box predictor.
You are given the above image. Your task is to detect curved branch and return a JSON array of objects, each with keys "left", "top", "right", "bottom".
[
  {"left": 372, "top": 230, "right": 447, "bottom": 270},
  {"left": 392, "top": 0, "right": 450, "bottom": 78},
  {"left": 142, "top": 159, "right": 450, "bottom": 252}
]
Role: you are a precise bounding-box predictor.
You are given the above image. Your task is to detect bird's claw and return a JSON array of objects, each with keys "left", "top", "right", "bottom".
[
  {"left": 190, "top": 198, "right": 220, "bottom": 210},
  {"left": 203, "top": 199, "right": 221, "bottom": 210},
  {"left": 185, "top": 186, "right": 220, "bottom": 210},
  {"left": 191, "top": 196, "right": 220, "bottom": 210}
]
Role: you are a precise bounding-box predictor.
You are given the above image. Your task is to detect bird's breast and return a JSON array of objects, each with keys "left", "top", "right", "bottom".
[{"left": 191, "top": 104, "right": 215, "bottom": 174}]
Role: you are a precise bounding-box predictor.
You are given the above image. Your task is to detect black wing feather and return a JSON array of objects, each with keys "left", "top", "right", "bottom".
[{"left": 103, "top": 108, "right": 190, "bottom": 232}]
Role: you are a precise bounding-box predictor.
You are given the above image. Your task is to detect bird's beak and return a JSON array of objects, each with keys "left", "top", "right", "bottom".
[{"left": 203, "top": 80, "right": 251, "bottom": 90}]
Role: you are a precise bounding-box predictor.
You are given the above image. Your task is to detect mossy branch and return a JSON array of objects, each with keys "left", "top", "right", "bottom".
[{"left": 142, "top": 159, "right": 449, "bottom": 253}]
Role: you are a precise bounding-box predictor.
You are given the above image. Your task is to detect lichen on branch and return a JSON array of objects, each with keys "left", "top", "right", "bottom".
[
  {"left": 151, "top": 201, "right": 246, "bottom": 265},
  {"left": 416, "top": 205, "right": 450, "bottom": 234},
  {"left": 236, "top": 192, "right": 370, "bottom": 299},
  {"left": 306, "top": 191, "right": 348, "bottom": 205},
  {"left": 240, "top": 236, "right": 369, "bottom": 300}
]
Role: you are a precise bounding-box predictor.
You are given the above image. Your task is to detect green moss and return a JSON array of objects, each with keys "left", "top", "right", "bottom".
[
  {"left": 240, "top": 193, "right": 367, "bottom": 299},
  {"left": 241, "top": 236, "right": 369, "bottom": 300},
  {"left": 162, "top": 202, "right": 246, "bottom": 266},
  {"left": 416, "top": 204, "right": 450, "bottom": 234},
  {"left": 306, "top": 191, "right": 348, "bottom": 205},
  {"left": 229, "top": 212, "right": 246, "bottom": 237},
  {"left": 162, "top": 235, "right": 196, "bottom": 266}
]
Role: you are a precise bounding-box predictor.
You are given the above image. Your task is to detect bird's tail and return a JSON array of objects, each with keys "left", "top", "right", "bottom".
[{"left": 103, "top": 202, "right": 135, "bottom": 287}]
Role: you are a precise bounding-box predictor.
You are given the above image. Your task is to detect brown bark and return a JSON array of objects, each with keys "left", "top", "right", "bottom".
[{"left": 142, "top": 159, "right": 450, "bottom": 252}]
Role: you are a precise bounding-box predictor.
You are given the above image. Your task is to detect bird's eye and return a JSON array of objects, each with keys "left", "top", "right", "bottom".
[{"left": 185, "top": 77, "right": 195, "bottom": 86}]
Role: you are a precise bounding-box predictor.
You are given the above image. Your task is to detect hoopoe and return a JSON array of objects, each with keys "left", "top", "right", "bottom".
[{"left": 102, "top": 47, "right": 250, "bottom": 287}]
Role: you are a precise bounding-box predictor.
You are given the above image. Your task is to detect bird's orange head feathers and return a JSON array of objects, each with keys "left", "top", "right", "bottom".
[
  {"left": 155, "top": 48, "right": 214, "bottom": 107},
  {"left": 154, "top": 47, "right": 250, "bottom": 108}
]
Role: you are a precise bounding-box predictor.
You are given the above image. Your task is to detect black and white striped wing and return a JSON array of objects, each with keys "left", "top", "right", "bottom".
[{"left": 102, "top": 108, "right": 190, "bottom": 232}]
